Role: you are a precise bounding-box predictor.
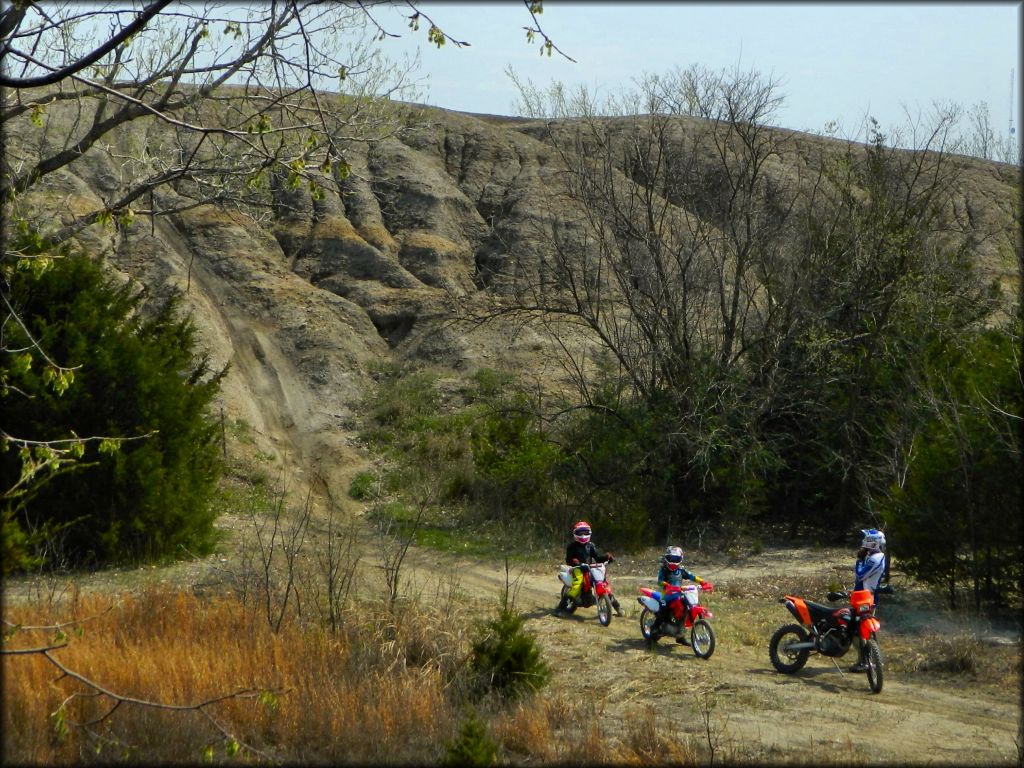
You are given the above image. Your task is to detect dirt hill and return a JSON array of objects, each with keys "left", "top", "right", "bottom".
[{"left": 8, "top": 99, "right": 1021, "bottom": 499}]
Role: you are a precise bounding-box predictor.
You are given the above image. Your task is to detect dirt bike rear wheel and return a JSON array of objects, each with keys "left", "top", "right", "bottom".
[
  {"left": 865, "top": 638, "right": 884, "bottom": 693},
  {"left": 558, "top": 585, "right": 577, "bottom": 614},
  {"left": 691, "top": 618, "right": 716, "bottom": 659},
  {"left": 639, "top": 607, "right": 661, "bottom": 647},
  {"left": 597, "top": 595, "right": 612, "bottom": 626},
  {"left": 769, "top": 623, "right": 810, "bottom": 674}
]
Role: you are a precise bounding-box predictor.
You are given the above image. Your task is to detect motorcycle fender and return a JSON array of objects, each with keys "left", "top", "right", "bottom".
[
  {"left": 638, "top": 594, "right": 661, "bottom": 612},
  {"left": 595, "top": 582, "right": 610, "bottom": 597},
  {"left": 782, "top": 596, "right": 812, "bottom": 626},
  {"left": 860, "top": 617, "right": 880, "bottom": 639}
]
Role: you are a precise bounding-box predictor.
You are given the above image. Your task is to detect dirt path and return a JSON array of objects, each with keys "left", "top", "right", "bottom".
[
  {"left": 396, "top": 546, "right": 1020, "bottom": 765},
  {"left": 6, "top": 493, "right": 1019, "bottom": 764}
]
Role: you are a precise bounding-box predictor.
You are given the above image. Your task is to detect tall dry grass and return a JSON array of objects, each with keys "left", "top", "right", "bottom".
[
  {"left": 3, "top": 586, "right": 466, "bottom": 764},
  {"left": 3, "top": 581, "right": 718, "bottom": 765}
]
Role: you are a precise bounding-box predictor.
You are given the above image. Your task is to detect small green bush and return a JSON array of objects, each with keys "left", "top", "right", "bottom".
[
  {"left": 347, "top": 470, "right": 379, "bottom": 501},
  {"left": 441, "top": 711, "right": 498, "bottom": 767},
  {"left": 469, "top": 609, "right": 549, "bottom": 700}
]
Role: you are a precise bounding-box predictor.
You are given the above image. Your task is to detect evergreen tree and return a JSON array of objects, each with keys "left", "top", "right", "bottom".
[
  {"left": 469, "top": 608, "right": 549, "bottom": 700},
  {"left": 882, "top": 324, "right": 1022, "bottom": 608},
  {"left": 1, "top": 253, "right": 224, "bottom": 569}
]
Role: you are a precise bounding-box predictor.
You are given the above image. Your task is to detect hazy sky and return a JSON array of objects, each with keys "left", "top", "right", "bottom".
[{"left": 373, "top": 2, "right": 1022, "bottom": 139}]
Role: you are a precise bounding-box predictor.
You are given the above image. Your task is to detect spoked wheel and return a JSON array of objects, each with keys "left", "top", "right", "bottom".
[
  {"left": 769, "top": 624, "right": 810, "bottom": 674},
  {"left": 691, "top": 618, "right": 716, "bottom": 659},
  {"left": 865, "top": 638, "right": 884, "bottom": 693},
  {"left": 639, "top": 608, "right": 661, "bottom": 647},
  {"left": 597, "top": 595, "right": 612, "bottom": 626},
  {"left": 557, "top": 585, "right": 577, "bottom": 614}
]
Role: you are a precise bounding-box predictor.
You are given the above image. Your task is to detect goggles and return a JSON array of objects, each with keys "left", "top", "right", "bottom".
[
  {"left": 574, "top": 527, "right": 591, "bottom": 537},
  {"left": 665, "top": 554, "right": 683, "bottom": 564}
]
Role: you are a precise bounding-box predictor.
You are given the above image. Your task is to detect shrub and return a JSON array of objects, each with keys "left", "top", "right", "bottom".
[
  {"left": 1, "top": 253, "right": 224, "bottom": 569},
  {"left": 441, "top": 710, "right": 498, "bottom": 766},
  {"left": 347, "top": 470, "right": 379, "bottom": 501},
  {"left": 469, "top": 609, "right": 549, "bottom": 699}
]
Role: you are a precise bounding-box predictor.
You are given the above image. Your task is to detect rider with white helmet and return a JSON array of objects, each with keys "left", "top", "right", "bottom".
[
  {"left": 849, "top": 528, "right": 886, "bottom": 672},
  {"left": 854, "top": 529, "right": 887, "bottom": 596},
  {"left": 652, "top": 545, "right": 710, "bottom": 644}
]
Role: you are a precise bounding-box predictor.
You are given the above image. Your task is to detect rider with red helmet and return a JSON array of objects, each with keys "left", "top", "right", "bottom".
[
  {"left": 652, "top": 546, "right": 710, "bottom": 643},
  {"left": 558, "top": 520, "right": 618, "bottom": 614}
]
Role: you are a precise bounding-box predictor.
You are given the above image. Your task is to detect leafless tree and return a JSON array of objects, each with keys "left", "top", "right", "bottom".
[
  {"left": 487, "top": 66, "right": 809, "bottom": 527},
  {"left": 308, "top": 491, "right": 362, "bottom": 632},
  {"left": 500, "top": 66, "right": 804, "bottom": 400}
]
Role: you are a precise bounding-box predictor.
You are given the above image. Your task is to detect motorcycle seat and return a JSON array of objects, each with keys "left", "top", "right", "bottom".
[{"left": 803, "top": 600, "right": 841, "bottom": 622}]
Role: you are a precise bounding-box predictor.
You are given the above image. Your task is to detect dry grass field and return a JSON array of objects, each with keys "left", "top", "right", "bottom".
[{"left": 4, "top": 530, "right": 1020, "bottom": 765}]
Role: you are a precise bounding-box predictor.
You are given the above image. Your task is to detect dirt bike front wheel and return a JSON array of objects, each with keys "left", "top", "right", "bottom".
[
  {"left": 769, "top": 624, "right": 810, "bottom": 674},
  {"left": 597, "top": 595, "right": 612, "bottom": 626},
  {"left": 639, "top": 607, "right": 661, "bottom": 647},
  {"left": 865, "top": 638, "right": 884, "bottom": 693},
  {"left": 691, "top": 618, "right": 716, "bottom": 659}
]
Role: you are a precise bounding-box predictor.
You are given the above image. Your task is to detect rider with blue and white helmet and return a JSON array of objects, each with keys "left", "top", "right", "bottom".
[
  {"left": 854, "top": 529, "right": 887, "bottom": 596},
  {"left": 850, "top": 528, "right": 886, "bottom": 672}
]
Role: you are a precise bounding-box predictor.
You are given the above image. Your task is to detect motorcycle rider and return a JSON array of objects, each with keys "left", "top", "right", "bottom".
[
  {"left": 849, "top": 528, "right": 886, "bottom": 672},
  {"left": 558, "top": 520, "right": 621, "bottom": 615},
  {"left": 651, "top": 546, "right": 710, "bottom": 644},
  {"left": 854, "top": 529, "right": 887, "bottom": 597}
]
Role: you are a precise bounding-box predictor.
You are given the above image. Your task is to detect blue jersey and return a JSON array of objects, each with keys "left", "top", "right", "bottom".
[
  {"left": 657, "top": 563, "right": 699, "bottom": 587},
  {"left": 854, "top": 551, "right": 886, "bottom": 594}
]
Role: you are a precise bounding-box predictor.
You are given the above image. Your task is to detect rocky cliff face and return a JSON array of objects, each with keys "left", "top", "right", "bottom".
[{"left": 8, "top": 101, "right": 1021, "bottom": 497}]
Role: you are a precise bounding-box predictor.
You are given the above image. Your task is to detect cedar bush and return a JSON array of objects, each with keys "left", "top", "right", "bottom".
[
  {"left": 441, "top": 710, "right": 499, "bottom": 766},
  {"left": 1, "top": 253, "right": 224, "bottom": 569},
  {"left": 469, "top": 609, "right": 549, "bottom": 700}
]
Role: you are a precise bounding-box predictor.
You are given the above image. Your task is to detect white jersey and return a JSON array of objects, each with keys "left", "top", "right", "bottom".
[{"left": 854, "top": 551, "right": 886, "bottom": 593}]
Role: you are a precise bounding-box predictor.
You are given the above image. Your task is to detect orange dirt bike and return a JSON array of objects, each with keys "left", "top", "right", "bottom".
[
  {"left": 638, "top": 581, "right": 716, "bottom": 658},
  {"left": 769, "top": 588, "right": 883, "bottom": 693}
]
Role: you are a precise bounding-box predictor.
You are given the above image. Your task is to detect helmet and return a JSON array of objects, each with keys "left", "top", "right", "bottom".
[
  {"left": 663, "top": 546, "right": 684, "bottom": 571},
  {"left": 573, "top": 521, "right": 592, "bottom": 544},
  {"left": 860, "top": 529, "right": 885, "bottom": 553}
]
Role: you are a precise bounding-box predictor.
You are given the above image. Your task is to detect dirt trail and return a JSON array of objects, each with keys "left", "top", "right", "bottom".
[
  {"left": 395, "top": 546, "right": 1020, "bottom": 765},
  {"left": 7, "top": 469, "right": 1019, "bottom": 765}
]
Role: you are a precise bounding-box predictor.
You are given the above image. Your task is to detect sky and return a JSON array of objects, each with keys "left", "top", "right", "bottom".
[{"left": 371, "top": 2, "right": 1022, "bottom": 141}]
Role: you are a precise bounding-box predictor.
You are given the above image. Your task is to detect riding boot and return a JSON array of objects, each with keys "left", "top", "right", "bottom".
[
  {"left": 555, "top": 594, "right": 573, "bottom": 614},
  {"left": 651, "top": 606, "right": 669, "bottom": 634},
  {"left": 612, "top": 596, "right": 623, "bottom": 616},
  {"left": 849, "top": 640, "right": 868, "bottom": 672}
]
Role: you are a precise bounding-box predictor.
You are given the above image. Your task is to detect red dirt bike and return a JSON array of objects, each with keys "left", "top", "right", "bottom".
[
  {"left": 637, "top": 581, "right": 716, "bottom": 658},
  {"left": 769, "top": 588, "right": 883, "bottom": 693},
  {"left": 556, "top": 560, "right": 622, "bottom": 626}
]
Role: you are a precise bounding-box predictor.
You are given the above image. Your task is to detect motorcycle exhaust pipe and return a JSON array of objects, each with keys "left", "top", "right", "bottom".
[{"left": 783, "top": 641, "right": 816, "bottom": 651}]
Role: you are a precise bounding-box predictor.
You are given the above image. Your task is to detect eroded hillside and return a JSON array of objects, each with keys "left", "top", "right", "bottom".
[{"left": 7, "top": 97, "right": 1021, "bottom": 497}]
